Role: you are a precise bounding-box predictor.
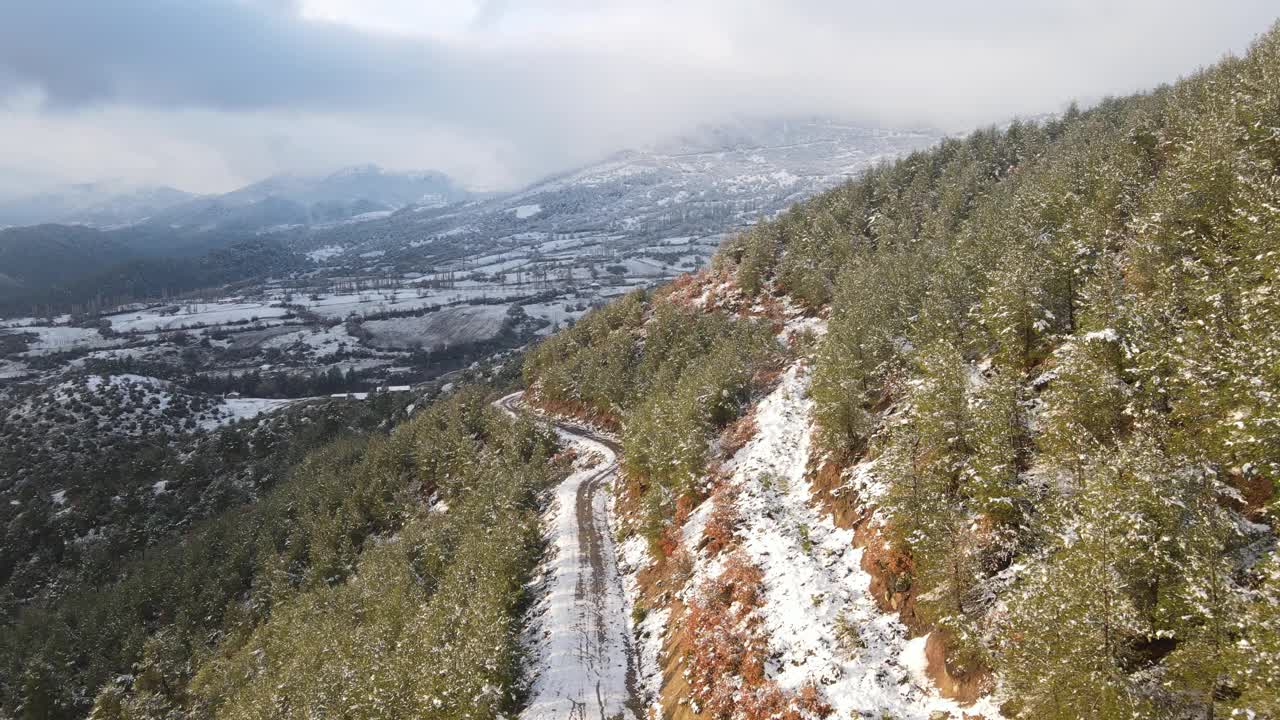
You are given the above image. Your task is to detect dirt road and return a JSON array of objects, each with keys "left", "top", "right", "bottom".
[{"left": 498, "top": 393, "right": 642, "bottom": 720}]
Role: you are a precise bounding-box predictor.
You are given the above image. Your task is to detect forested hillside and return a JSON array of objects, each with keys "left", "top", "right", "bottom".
[
  {"left": 0, "top": 226, "right": 137, "bottom": 294},
  {"left": 524, "top": 289, "right": 786, "bottom": 542},
  {"left": 0, "top": 223, "right": 306, "bottom": 317},
  {"left": 523, "top": 24, "right": 1280, "bottom": 719},
  {"left": 0, "top": 390, "right": 568, "bottom": 719},
  {"left": 0, "top": 391, "right": 401, "bottom": 614}
]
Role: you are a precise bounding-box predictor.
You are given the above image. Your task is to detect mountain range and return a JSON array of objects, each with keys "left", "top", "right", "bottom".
[
  {"left": 286, "top": 120, "right": 940, "bottom": 266},
  {"left": 0, "top": 119, "right": 942, "bottom": 313},
  {"left": 0, "top": 165, "right": 472, "bottom": 233},
  {"left": 0, "top": 182, "right": 195, "bottom": 229}
]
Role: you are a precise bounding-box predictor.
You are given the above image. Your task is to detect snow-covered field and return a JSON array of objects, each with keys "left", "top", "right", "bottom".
[
  {"left": 10, "top": 325, "right": 125, "bottom": 355},
  {"left": 104, "top": 301, "right": 289, "bottom": 333},
  {"left": 288, "top": 287, "right": 528, "bottom": 319},
  {"left": 0, "top": 317, "right": 41, "bottom": 328},
  {"left": 362, "top": 305, "right": 508, "bottom": 351},
  {"left": 305, "top": 245, "right": 345, "bottom": 262},
  {"left": 0, "top": 359, "right": 29, "bottom": 378},
  {"left": 200, "top": 397, "right": 297, "bottom": 430},
  {"left": 259, "top": 324, "right": 356, "bottom": 358},
  {"left": 521, "top": 301, "right": 589, "bottom": 332},
  {"left": 510, "top": 203, "right": 543, "bottom": 219}
]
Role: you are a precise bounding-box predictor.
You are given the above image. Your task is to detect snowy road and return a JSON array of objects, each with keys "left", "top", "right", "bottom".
[{"left": 498, "top": 393, "right": 642, "bottom": 720}]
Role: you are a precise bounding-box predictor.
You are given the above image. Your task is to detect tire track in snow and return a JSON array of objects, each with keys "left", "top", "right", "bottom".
[{"left": 498, "top": 393, "right": 642, "bottom": 720}]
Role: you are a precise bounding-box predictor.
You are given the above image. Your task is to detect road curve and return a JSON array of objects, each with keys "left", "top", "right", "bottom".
[{"left": 498, "top": 392, "right": 643, "bottom": 720}]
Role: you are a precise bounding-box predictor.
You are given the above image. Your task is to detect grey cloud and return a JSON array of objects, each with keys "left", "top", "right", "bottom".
[
  {"left": 0, "top": 0, "right": 737, "bottom": 157},
  {"left": 0, "top": 0, "right": 1276, "bottom": 192},
  {"left": 0, "top": 1, "right": 456, "bottom": 111}
]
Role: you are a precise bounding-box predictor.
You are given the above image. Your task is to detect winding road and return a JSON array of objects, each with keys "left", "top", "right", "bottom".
[{"left": 497, "top": 393, "right": 643, "bottom": 720}]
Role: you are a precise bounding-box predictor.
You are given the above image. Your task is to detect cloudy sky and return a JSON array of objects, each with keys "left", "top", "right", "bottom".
[{"left": 0, "top": 0, "right": 1275, "bottom": 194}]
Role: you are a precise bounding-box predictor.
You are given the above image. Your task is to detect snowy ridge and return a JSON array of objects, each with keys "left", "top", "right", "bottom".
[{"left": 699, "top": 363, "right": 1002, "bottom": 719}]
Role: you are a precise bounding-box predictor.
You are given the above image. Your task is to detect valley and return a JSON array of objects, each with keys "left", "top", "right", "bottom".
[{"left": 0, "top": 120, "right": 937, "bottom": 417}]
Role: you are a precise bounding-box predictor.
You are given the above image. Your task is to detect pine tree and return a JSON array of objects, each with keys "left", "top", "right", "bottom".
[
  {"left": 1156, "top": 472, "right": 1243, "bottom": 715},
  {"left": 966, "top": 366, "right": 1028, "bottom": 558},
  {"left": 980, "top": 241, "right": 1056, "bottom": 372},
  {"left": 1225, "top": 553, "right": 1280, "bottom": 716},
  {"left": 1001, "top": 547, "right": 1148, "bottom": 720},
  {"left": 880, "top": 340, "right": 985, "bottom": 662},
  {"left": 1037, "top": 330, "right": 1132, "bottom": 489}
]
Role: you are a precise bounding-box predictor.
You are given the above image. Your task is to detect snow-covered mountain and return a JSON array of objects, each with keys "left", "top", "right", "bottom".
[
  {"left": 147, "top": 165, "right": 473, "bottom": 234},
  {"left": 0, "top": 166, "right": 473, "bottom": 234},
  {"left": 515, "top": 119, "right": 931, "bottom": 212},
  {"left": 0, "top": 182, "right": 196, "bottom": 228},
  {"left": 201, "top": 165, "right": 466, "bottom": 213},
  {"left": 0, "top": 120, "right": 937, "bottom": 247},
  {"left": 298, "top": 119, "right": 942, "bottom": 267},
  {"left": 0, "top": 119, "right": 941, "bottom": 319}
]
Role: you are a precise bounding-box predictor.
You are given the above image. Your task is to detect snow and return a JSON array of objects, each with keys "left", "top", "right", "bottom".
[
  {"left": 1083, "top": 327, "right": 1120, "bottom": 343},
  {"left": 349, "top": 210, "right": 393, "bottom": 223},
  {"left": 199, "top": 397, "right": 295, "bottom": 430},
  {"left": 706, "top": 363, "right": 1003, "bottom": 719},
  {"left": 617, "top": 533, "right": 667, "bottom": 714},
  {"left": 509, "top": 393, "right": 638, "bottom": 720},
  {"left": 509, "top": 203, "right": 543, "bottom": 219},
  {"left": 901, "top": 635, "right": 933, "bottom": 690},
  {"left": 779, "top": 314, "right": 828, "bottom": 343},
  {"left": 103, "top": 302, "right": 289, "bottom": 333},
  {"left": 843, "top": 459, "right": 889, "bottom": 510},
  {"left": 305, "top": 245, "right": 345, "bottom": 262},
  {"left": 260, "top": 324, "right": 354, "bottom": 358},
  {"left": 70, "top": 347, "right": 155, "bottom": 366},
  {"left": 361, "top": 305, "right": 509, "bottom": 351},
  {"left": 85, "top": 373, "right": 166, "bottom": 391},
  {"left": 13, "top": 325, "right": 123, "bottom": 355},
  {"left": 7, "top": 374, "right": 168, "bottom": 430},
  {"left": 521, "top": 301, "right": 589, "bottom": 332},
  {"left": 0, "top": 359, "right": 30, "bottom": 379},
  {"left": 5, "top": 372, "right": 295, "bottom": 436},
  {"left": 292, "top": 287, "right": 527, "bottom": 319},
  {"left": 0, "top": 317, "right": 40, "bottom": 328}
]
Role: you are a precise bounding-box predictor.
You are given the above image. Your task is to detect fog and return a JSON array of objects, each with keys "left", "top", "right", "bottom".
[{"left": 1, "top": 0, "right": 1274, "bottom": 193}]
